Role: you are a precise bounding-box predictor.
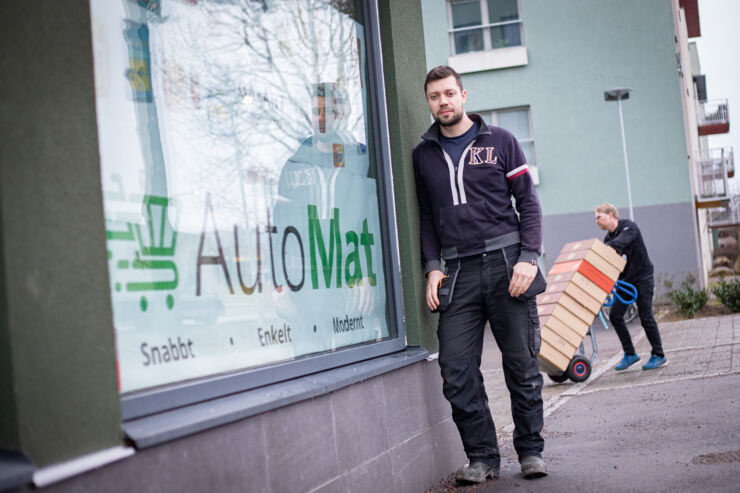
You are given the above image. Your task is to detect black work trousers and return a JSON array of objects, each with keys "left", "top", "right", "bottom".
[
  {"left": 437, "top": 245, "right": 544, "bottom": 466},
  {"left": 608, "top": 276, "right": 664, "bottom": 357}
]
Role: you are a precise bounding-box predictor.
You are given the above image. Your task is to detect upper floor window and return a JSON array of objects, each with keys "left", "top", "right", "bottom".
[
  {"left": 481, "top": 107, "right": 536, "bottom": 171},
  {"left": 448, "top": 0, "right": 523, "bottom": 55}
]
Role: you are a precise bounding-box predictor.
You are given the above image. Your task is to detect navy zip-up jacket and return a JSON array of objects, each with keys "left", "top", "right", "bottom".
[
  {"left": 413, "top": 114, "right": 542, "bottom": 275},
  {"left": 603, "top": 219, "right": 654, "bottom": 283}
]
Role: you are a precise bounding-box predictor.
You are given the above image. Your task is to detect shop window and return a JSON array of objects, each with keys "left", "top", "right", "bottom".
[
  {"left": 90, "top": 0, "right": 403, "bottom": 418},
  {"left": 448, "top": 0, "right": 523, "bottom": 55}
]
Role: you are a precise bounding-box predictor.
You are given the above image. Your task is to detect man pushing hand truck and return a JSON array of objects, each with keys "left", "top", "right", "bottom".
[{"left": 594, "top": 202, "right": 667, "bottom": 371}]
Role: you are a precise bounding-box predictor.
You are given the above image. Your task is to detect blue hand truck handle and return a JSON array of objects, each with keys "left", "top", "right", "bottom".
[{"left": 603, "top": 280, "right": 638, "bottom": 307}]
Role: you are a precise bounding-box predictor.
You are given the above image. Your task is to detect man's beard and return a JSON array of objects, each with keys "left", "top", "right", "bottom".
[{"left": 436, "top": 109, "right": 463, "bottom": 127}]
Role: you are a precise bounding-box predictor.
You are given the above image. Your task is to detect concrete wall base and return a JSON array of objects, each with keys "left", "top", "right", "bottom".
[{"left": 20, "top": 360, "right": 464, "bottom": 493}]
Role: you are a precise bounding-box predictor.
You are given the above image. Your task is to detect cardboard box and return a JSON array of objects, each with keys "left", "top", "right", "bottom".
[
  {"left": 538, "top": 358, "right": 561, "bottom": 375},
  {"left": 537, "top": 302, "right": 590, "bottom": 337},
  {"left": 553, "top": 248, "right": 621, "bottom": 280},
  {"left": 541, "top": 315, "right": 583, "bottom": 348},
  {"left": 542, "top": 280, "right": 569, "bottom": 295},
  {"left": 546, "top": 270, "right": 578, "bottom": 285},
  {"left": 561, "top": 238, "right": 626, "bottom": 271},
  {"left": 540, "top": 278, "right": 603, "bottom": 313},
  {"left": 536, "top": 292, "right": 594, "bottom": 326},
  {"left": 539, "top": 340, "right": 571, "bottom": 371},
  {"left": 541, "top": 325, "right": 577, "bottom": 359},
  {"left": 570, "top": 271, "right": 608, "bottom": 303},
  {"left": 548, "top": 259, "right": 616, "bottom": 294},
  {"left": 563, "top": 282, "right": 602, "bottom": 313},
  {"left": 546, "top": 270, "right": 609, "bottom": 302}
]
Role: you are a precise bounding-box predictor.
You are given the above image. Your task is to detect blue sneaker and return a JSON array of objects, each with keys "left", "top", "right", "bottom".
[
  {"left": 642, "top": 354, "right": 667, "bottom": 370},
  {"left": 614, "top": 353, "right": 641, "bottom": 371}
]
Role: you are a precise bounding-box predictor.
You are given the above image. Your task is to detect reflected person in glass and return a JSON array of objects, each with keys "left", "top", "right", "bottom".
[{"left": 272, "top": 82, "right": 377, "bottom": 344}]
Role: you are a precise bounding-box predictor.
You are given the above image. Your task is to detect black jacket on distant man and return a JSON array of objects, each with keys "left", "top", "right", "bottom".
[{"left": 603, "top": 218, "right": 654, "bottom": 283}]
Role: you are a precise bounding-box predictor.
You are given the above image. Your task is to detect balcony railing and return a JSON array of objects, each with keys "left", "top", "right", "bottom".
[
  {"left": 697, "top": 99, "right": 730, "bottom": 136},
  {"left": 706, "top": 199, "right": 740, "bottom": 228},
  {"left": 696, "top": 147, "right": 735, "bottom": 205}
]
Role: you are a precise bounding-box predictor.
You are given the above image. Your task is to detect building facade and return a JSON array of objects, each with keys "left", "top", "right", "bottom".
[
  {"left": 422, "top": 0, "right": 731, "bottom": 295},
  {"left": 0, "top": 1, "right": 463, "bottom": 492}
]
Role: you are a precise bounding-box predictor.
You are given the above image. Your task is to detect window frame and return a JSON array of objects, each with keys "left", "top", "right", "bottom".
[
  {"left": 480, "top": 106, "right": 536, "bottom": 167},
  {"left": 115, "top": 0, "right": 406, "bottom": 421},
  {"left": 447, "top": 0, "right": 524, "bottom": 56}
]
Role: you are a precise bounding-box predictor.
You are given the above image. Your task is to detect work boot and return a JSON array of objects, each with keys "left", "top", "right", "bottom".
[
  {"left": 614, "top": 353, "right": 641, "bottom": 371},
  {"left": 520, "top": 455, "right": 548, "bottom": 479},
  {"left": 454, "top": 461, "right": 499, "bottom": 484}
]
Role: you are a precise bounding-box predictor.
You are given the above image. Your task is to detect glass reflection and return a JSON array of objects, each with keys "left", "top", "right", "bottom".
[{"left": 91, "top": 0, "right": 391, "bottom": 393}]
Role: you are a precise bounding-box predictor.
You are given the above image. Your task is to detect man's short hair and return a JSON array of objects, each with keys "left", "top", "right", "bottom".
[
  {"left": 595, "top": 202, "right": 619, "bottom": 219},
  {"left": 424, "top": 65, "right": 463, "bottom": 94}
]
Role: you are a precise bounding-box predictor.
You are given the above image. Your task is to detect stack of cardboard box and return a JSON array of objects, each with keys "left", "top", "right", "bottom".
[{"left": 536, "top": 238, "right": 626, "bottom": 374}]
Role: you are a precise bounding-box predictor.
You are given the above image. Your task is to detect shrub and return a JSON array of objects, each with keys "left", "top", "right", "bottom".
[
  {"left": 668, "top": 281, "right": 707, "bottom": 319},
  {"left": 710, "top": 277, "right": 740, "bottom": 312}
]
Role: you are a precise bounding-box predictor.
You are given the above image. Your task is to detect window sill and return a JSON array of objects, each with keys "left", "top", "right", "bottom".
[
  {"left": 122, "top": 346, "right": 429, "bottom": 449},
  {"left": 530, "top": 165, "right": 540, "bottom": 185},
  {"left": 0, "top": 450, "right": 34, "bottom": 492},
  {"left": 449, "top": 45, "right": 528, "bottom": 74}
]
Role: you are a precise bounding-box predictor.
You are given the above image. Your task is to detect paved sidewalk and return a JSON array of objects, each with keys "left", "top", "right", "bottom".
[{"left": 426, "top": 314, "right": 740, "bottom": 492}]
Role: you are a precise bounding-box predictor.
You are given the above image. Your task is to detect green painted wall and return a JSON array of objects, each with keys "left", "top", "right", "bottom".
[
  {"left": 422, "top": 0, "right": 693, "bottom": 216},
  {"left": 0, "top": 192, "right": 18, "bottom": 450},
  {"left": 0, "top": 1, "right": 121, "bottom": 465},
  {"left": 379, "top": 0, "right": 440, "bottom": 351}
]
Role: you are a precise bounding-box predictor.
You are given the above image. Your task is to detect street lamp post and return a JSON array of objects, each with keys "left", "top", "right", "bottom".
[{"left": 604, "top": 87, "right": 634, "bottom": 221}]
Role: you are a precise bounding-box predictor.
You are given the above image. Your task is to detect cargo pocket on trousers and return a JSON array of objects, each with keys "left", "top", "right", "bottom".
[{"left": 528, "top": 300, "right": 541, "bottom": 357}]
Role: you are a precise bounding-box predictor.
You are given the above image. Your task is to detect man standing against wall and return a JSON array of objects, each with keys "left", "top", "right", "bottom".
[
  {"left": 595, "top": 202, "right": 667, "bottom": 371},
  {"left": 412, "top": 66, "right": 547, "bottom": 483}
]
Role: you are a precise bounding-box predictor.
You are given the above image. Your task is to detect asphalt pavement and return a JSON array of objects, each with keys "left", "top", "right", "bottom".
[{"left": 426, "top": 313, "right": 740, "bottom": 492}]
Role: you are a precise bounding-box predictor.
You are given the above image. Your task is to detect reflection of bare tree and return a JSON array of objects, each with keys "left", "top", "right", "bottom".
[
  {"left": 147, "top": 0, "right": 367, "bottom": 281},
  {"left": 151, "top": 0, "right": 366, "bottom": 224},
  {"left": 199, "top": 0, "right": 366, "bottom": 153}
]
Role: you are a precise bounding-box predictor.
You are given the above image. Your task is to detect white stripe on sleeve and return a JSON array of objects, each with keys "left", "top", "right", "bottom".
[{"left": 506, "top": 164, "right": 529, "bottom": 179}]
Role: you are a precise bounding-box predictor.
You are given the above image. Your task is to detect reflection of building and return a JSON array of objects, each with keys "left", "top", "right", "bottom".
[
  {"left": 422, "top": 0, "right": 729, "bottom": 294},
  {"left": 0, "top": 2, "right": 458, "bottom": 492}
]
